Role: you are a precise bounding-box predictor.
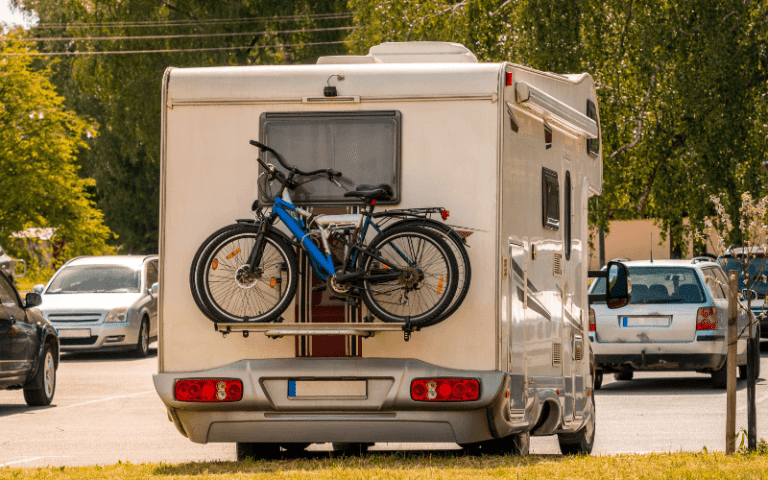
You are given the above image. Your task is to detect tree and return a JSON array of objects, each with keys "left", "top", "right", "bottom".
[
  {"left": 14, "top": 0, "right": 352, "bottom": 253},
  {"left": 0, "top": 34, "right": 112, "bottom": 271}
]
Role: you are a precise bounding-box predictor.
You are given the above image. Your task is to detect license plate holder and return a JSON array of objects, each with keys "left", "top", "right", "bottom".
[
  {"left": 57, "top": 329, "right": 92, "bottom": 338},
  {"left": 288, "top": 380, "right": 367, "bottom": 399},
  {"left": 621, "top": 316, "right": 671, "bottom": 328}
]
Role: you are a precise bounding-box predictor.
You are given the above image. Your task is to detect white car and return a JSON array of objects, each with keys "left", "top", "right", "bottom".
[
  {"left": 588, "top": 258, "right": 759, "bottom": 389},
  {"left": 34, "top": 255, "right": 159, "bottom": 357}
]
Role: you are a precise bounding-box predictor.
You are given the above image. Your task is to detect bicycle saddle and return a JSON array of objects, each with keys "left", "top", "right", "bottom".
[{"left": 344, "top": 183, "right": 393, "bottom": 201}]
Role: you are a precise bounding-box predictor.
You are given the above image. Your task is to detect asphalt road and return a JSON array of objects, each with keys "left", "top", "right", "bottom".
[{"left": 2, "top": 343, "right": 768, "bottom": 468}]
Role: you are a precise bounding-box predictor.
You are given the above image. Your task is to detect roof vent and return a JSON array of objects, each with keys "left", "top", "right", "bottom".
[{"left": 317, "top": 42, "right": 478, "bottom": 64}]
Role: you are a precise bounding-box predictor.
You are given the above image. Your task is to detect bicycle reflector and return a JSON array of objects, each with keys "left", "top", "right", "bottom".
[
  {"left": 441, "top": 209, "right": 450, "bottom": 220},
  {"left": 175, "top": 379, "right": 243, "bottom": 402},
  {"left": 411, "top": 378, "right": 480, "bottom": 402},
  {"left": 696, "top": 307, "right": 718, "bottom": 330}
]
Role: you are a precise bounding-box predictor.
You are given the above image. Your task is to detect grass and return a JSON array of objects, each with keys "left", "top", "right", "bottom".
[{"left": 3, "top": 452, "right": 768, "bottom": 479}]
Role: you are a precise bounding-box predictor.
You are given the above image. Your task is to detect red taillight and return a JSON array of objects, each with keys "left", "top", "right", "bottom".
[
  {"left": 696, "top": 307, "right": 718, "bottom": 330},
  {"left": 441, "top": 209, "right": 450, "bottom": 220},
  {"left": 175, "top": 379, "right": 243, "bottom": 402},
  {"left": 589, "top": 308, "right": 596, "bottom": 331},
  {"left": 506, "top": 72, "right": 513, "bottom": 86},
  {"left": 411, "top": 378, "right": 480, "bottom": 402}
]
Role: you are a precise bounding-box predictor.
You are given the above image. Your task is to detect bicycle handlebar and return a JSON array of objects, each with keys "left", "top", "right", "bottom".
[{"left": 250, "top": 140, "right": 342, "bottom": 180}]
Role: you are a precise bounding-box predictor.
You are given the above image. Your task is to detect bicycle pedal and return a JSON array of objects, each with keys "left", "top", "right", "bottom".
[{"left": 312, "top": 283, "right": 327, "bottom": 292}]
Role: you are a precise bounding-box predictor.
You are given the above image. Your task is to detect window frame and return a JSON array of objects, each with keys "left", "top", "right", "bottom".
[
  {"left": 586, "top": 99, "right": 599, "bottom": 157},
  {"left": 259, "top": 110, "right": 402, "bottom": 206},
  {"left": 542, "top": 168, "right": 560, "bottom": 231},
  {"left": 564, "top": 171, "right": 572, "bottom": 260}
]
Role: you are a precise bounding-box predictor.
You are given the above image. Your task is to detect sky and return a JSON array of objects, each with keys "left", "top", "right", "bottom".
[{"left": 0, "top": 0, "right": 37, "bottom": 30}]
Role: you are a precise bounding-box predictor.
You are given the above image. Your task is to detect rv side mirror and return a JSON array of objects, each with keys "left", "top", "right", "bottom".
[
  {"left": 606, "top": 261, "right": 631, "bottom": 308},
  {"left": 588, "top": 261, "right": 632, "bottom": 308}
]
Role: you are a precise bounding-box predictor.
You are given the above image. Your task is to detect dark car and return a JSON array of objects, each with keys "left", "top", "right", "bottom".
[
  {"left": 0, "top": 270, "right": 59, "bottom": 406},
  {"left": 718, "top": 247, "right": 768, "bottom": 339}
]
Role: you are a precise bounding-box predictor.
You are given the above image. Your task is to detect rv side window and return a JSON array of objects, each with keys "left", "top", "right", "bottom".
[
  {"left": 565, "top": 171, "right": 571, "bottom": 259},
  {"left": 586, "top": 100, "right": 599, "bottom": 157},
  {"left": 542, "top": 168, "right": 559, "bottom": 231},
  {"left": 259, "top": 111, "right": 401, "bottom": 205}
]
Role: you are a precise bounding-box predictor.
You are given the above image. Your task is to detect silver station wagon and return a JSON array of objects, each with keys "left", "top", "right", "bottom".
[
  {"left": 34, "top": 255, "right": 159, "bottom": 356},
  {"left": 588, "top": 258, "right": 759, "bottom": 389}
]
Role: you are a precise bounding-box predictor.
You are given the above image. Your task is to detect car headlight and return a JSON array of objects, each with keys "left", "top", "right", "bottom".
[{"left": 104, "top": 307, "right": 129, "bottom": 323}]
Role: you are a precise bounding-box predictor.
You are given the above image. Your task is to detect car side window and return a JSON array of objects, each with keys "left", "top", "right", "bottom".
[
  {"left": 146, "top": 261, "right": 159, "bottom": 289},
  {"left": 712, "top": 267, "right": 733, "bottom": 298},
  {"left": 702, "top": 268, "right": 726, "bottom": 299},
  {"left": 0, "top": 275, "right": 19, "bottom": 308}
]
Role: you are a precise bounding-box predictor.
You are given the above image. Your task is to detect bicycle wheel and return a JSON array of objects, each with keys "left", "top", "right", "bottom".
[
  {"left": 194, "top": 224, "right": 298, "bottom": 323},
  {"left": 359, "top": 225, "right": 458, "bottom": 326},
  {"left": 190, "top": 223, "right": 243, "bottom": 318},
  {"left": 382, "top": 219, "right": 471, "bottom": 324}
]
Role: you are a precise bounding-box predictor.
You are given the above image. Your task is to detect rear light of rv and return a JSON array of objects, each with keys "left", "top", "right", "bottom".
[
  {"left": 589, "top": 308, "right": 595, "bottom": 331},
  {"left": 696, "top": 307, "right": 718, "bottom": 330},
  {"left": 506, "top": 72, "right": 513, "bottom": 86},
  {"left": 411, "top": 378, "right": 480, "bottom": 402},
  {"left": 174, "top": 379, "right": 243, "bottom": 402}
]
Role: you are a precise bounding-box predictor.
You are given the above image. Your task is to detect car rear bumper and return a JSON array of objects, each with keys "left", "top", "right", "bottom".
[{"left": 153, "top": 358, "right": 552, "bottom": 445}]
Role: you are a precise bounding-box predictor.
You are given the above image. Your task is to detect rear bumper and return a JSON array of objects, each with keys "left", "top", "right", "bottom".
[
  {"left": 154, "top": 358, "right": 544, "bottom": 445},
  {"left": 590, "top": 332, "right": 730, "bottom": 372}
]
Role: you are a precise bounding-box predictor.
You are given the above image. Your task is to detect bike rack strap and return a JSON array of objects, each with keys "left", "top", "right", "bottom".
[{"left": 214, "top": 321, "right": 405, "bottom": 339}]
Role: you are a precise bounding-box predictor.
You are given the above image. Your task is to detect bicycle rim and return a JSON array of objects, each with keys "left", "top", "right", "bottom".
[
  {"left": 199, "top": 230, "right": 296, "bottom": 323},
  {"left": 361, "top": 227, "right": 457, "bottom": 325}
]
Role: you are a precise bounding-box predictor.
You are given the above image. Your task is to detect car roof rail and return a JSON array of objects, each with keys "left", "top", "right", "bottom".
[{"left": 691, "top": 256, "right": 716, "bottom": 264}]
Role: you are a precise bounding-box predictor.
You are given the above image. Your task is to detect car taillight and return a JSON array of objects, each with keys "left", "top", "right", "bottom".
[
  {"left": 589, "top": 308, "right": 596, "bottom": 331},
  {"left": 174, "top": 379, "right": 243, "bottom": 402},
  {"left": 411, "top": 378, "right": 480, "bottom": 402},
  {"left": 696, "top": 307, "right": 718, "bottom": 330}
]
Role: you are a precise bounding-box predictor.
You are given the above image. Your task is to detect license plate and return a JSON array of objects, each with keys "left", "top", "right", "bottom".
[
  {"left": 621, "top": 316, "right": 671, "bottom": 328},
  {"left": 57, "top": 329, "right": 91, "bottom": 338},
  {"left": 288, "top": 380, "right": 367, "bottom": 399}
]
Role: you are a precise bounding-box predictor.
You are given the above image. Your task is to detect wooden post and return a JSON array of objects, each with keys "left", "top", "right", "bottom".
[{"left": 726, "top": 271, "right": 738, "bottom": 454}]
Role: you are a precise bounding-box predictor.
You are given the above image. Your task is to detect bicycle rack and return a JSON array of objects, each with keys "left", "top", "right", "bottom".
[{"left": 214, "top": 321, "right": 408, "bottom": 339}]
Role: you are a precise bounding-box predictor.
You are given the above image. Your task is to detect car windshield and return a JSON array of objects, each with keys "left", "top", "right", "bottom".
[
  {"left": 718, "top": 257, "right": 768, "bottom": 298},
  {"left": 46, "top": 265, "right": 141, "bottom": 294},
  {"left": 590, "top": 266, "right": 705, "bottom": 304}
]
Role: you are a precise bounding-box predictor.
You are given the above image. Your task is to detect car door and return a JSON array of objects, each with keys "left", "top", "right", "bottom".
[
  {"left": 145, "top": 260, "right": 159, "bottom": 337},
  {"left": 0, "top": 274, "right": 35, "bottom": 380}
]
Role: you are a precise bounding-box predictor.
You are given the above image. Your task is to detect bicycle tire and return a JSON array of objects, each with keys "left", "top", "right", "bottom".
[
  {"left": 190, "top": 223, "right": 243, "bottom": 318},
  {"left": 359, "top": 225, "right": 459, "bottom": 326},
  {"left": 194, "top": 224, "right": 299, "bottom": 323},
  {"left": 382, "top": 218, "right": 471, "bottom": 324}
]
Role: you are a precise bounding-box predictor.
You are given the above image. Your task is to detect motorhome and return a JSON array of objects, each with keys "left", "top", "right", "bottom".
[{"left": 153, "top": 41, "right": 627, "bottom": 457}]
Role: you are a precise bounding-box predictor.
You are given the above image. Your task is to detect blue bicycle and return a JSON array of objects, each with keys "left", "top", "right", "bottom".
[{"left": 190, "top": 140, "right": 464, "bottom": 327}]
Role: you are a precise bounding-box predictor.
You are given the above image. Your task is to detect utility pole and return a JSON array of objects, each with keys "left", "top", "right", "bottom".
[{"left": 726, "top": 271, "right": 738, "bottom": 454}]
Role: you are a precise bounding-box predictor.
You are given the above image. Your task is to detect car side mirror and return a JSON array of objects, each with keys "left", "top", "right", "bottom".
[
  {"left": 742, "top": 289, "right": 757, "bottom": 301},
  {"left": 25, "top": 292, "right": 42, "bottom": 308},
  {"left": 33, "top": 284, "right": 45, "bottom": 294},
  {"left": 149, "top": 282, "right": 159, "bottom": 295},
  {"left": 588, "top": 261, "right": 632, "bottom": 309}
]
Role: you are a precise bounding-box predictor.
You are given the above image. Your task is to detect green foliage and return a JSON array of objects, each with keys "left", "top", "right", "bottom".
[
  {"left": 18, "top": 0, "right": 351, "bottom": 253},
  {"left": 349, "top": 0, "right": 768, "bottom": 254},
  {"left": 0, "top": 35, "right": 113, "bottom": 272}
]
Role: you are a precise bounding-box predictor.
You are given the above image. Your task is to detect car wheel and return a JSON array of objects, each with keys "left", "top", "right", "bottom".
[
  {"left": 739, "top": 364, "right": 748, "bottom": 380},
  {"left": 461, "top": 432, "right": 530, "bottom": 456},
  {"left": 615, "top": 370, "right": 633, "bottom": 381},
  {"left": 134, "top": 318, "right": 149, "bottom": 358},
  {"left": 24, "top": 343, "right": 56, "bottom": 407},
  {"left": 711, "top": 363, "right": 728, "bottom": 389},
  {"left": 236, "top": 442, "right": 280, "bottom": 460},
  {"left": 594, "top": 370, "right": 603, "bottom": 390},
  {"left": 558, "top": 395, "right": 596, "bottom": 455}
]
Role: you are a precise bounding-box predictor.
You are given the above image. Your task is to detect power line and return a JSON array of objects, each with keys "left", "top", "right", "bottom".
[
  {"left": 0, "top": 40, "right": 348, "bottom": 56},
  {"left": 33, "top": 13, "right": 353, "bottom": 29},
  {"left": 21, "top": 25, "right": 357, "bottom": 42}
]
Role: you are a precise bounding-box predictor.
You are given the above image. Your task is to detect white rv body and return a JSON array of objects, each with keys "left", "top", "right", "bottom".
[{"left": 154, "top": 42, "right": 603, "bottom": 450}]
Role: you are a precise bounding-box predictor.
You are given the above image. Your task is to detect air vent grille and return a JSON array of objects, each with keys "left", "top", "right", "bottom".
[
  {"left": 552, "top": 341, "right": 563, "bottom": 366},
  {"left": 553, "top": 252, "right": 563, "bottom": 276},
  {"left": 575, "top": 342, "right": 583, "bottom": 362}
]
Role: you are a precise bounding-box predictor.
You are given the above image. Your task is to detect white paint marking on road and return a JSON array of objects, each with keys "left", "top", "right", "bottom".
[
  {"left": 0, "top": 456, "right": 72, "bottom": 468},
  {"left": 59, "top": 390, "right": 155, "bottom": 410}
]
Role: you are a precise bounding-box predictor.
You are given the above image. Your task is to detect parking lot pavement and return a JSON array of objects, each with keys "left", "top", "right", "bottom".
[{"left": 2, "top": 344, "right": 768, "bottom": 467}]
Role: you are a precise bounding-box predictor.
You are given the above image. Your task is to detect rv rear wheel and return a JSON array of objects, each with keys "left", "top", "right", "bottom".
[
  {"left": 593, "top": 370, "right": 603, "bottom": 390},
  {"left": 558, "top": 395, "right": 596, "bottom": 455},
  {"left": 236, "top": 442, "right": 280, "bottom": 461}
]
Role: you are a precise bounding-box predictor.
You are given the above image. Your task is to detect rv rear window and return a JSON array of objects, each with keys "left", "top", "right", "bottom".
[
  {"left": 586, "top": 100, "right": 599, "bottom": 157},
  {"left": 542, "top": 168, "right": 559, "bottom": 231},
  {"left": 259, "top": 111, "right": 401, "bottom": 205}
]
